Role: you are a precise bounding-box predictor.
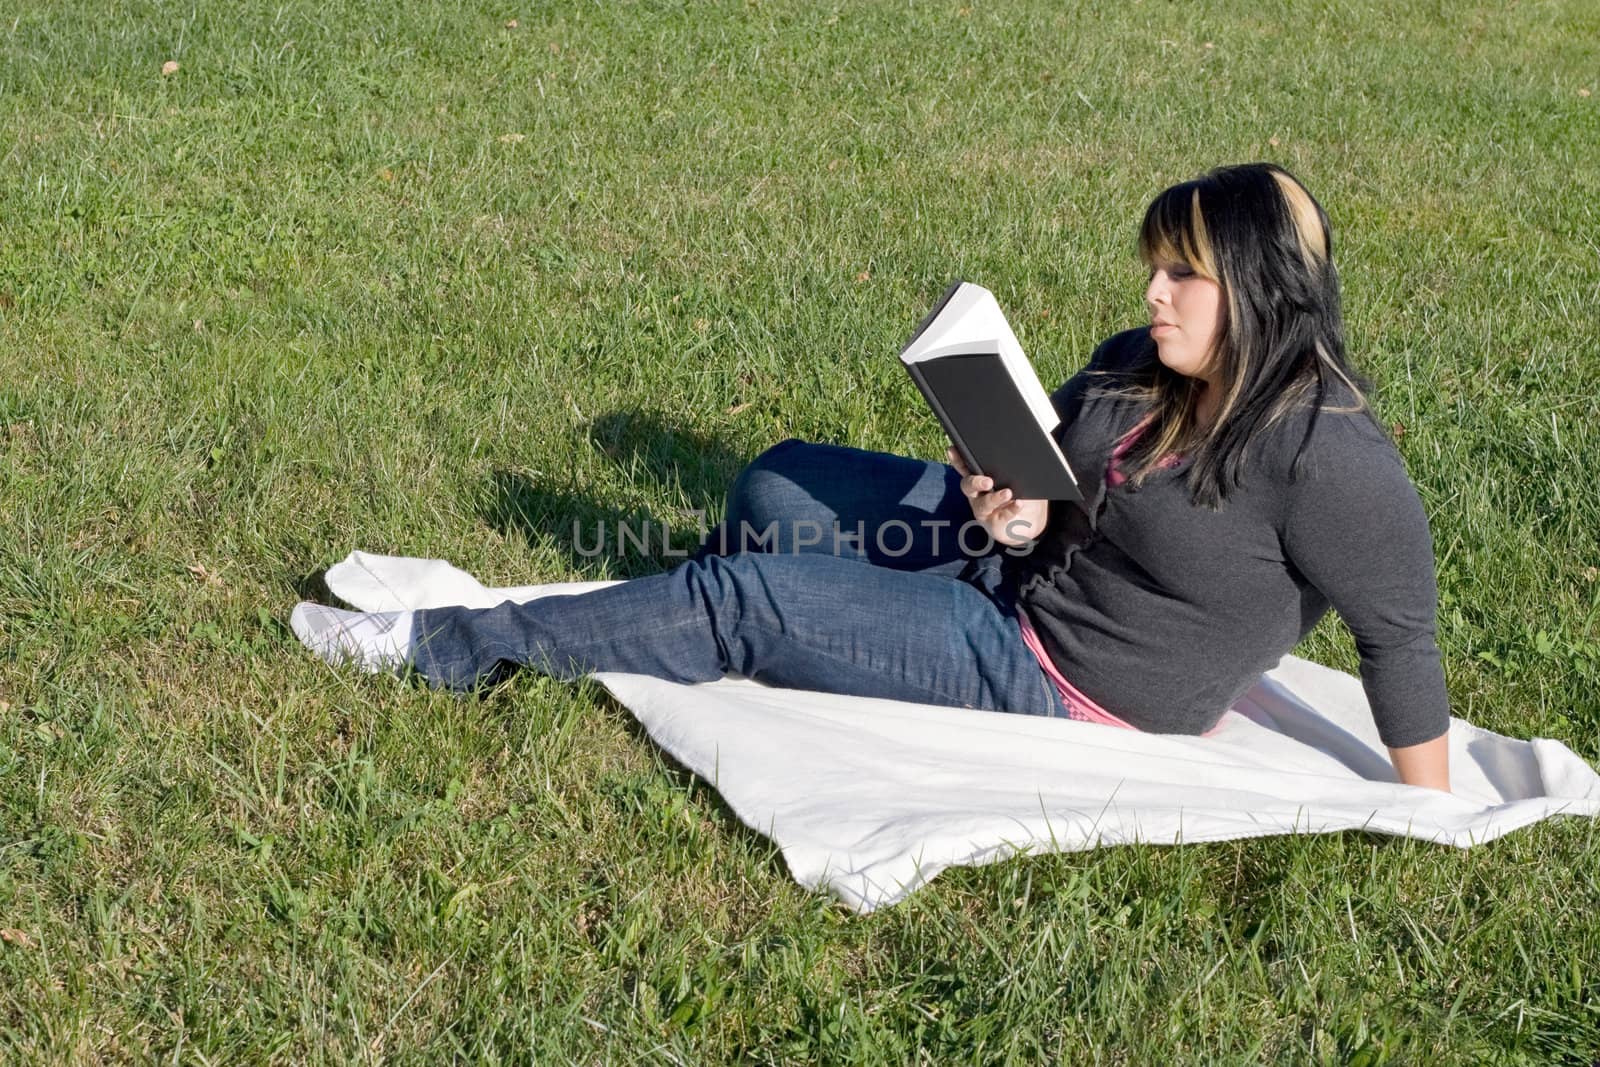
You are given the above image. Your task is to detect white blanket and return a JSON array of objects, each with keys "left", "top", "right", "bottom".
[{"left": 324, "top": 550, "right": 1600, "bottom": 913}]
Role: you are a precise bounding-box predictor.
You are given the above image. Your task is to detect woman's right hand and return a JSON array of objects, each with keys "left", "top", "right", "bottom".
[{"left": 948, "top": 448, "right": 1050, "bottom": 547}]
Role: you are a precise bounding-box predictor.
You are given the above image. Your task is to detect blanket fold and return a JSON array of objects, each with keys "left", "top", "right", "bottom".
[{"left": 323, "top": 550, "right": 1600, "bottom": 912}]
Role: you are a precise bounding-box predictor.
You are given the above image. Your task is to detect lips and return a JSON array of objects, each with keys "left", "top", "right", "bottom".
[{"left": 1150, "top": 321, "right": 1178, "bottom": 336}]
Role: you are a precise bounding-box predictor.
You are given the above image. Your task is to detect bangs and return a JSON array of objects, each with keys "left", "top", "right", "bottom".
[{"left": 1138, "top": 184, "right": 1219, "bottom": 279}]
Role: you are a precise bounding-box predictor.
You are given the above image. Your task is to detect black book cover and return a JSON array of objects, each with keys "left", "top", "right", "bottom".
[{"left": 907, "top": 352, "right": 1081, "bottom": 501}]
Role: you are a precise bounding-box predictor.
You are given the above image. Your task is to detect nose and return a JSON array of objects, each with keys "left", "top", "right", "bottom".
[{"left": 1145, "top": 269, "right": 1171, "bottom": 311}]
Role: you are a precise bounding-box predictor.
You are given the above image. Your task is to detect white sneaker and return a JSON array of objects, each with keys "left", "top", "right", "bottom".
[{"left": 290, "top": 603, "right": 414, "bottom": 674}]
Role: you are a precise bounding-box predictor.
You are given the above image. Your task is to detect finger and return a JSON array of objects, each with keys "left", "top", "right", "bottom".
[
  {"left": 946, "top": 448, "right": 973, "bottom": 477},
  {"left": 976, "top": 489, "right": 1009, "bottom": 516},
  {"left": 996, "top": 501, "right": 1035, "bottom": 532}
]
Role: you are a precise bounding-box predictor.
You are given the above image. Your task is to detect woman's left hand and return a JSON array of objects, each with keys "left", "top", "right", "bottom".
[{"left": 948, "top": 448, "right": 1050, "bottom": 547}]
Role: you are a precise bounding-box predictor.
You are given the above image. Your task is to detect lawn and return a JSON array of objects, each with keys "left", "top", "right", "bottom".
[{"left": 2, "top": 0, "right": 1599, "bottom": 1062}]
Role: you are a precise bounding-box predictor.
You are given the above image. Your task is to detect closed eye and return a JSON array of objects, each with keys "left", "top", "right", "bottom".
[{"left": 1149, "top": 260, "right": 1195, "bottom": 280}]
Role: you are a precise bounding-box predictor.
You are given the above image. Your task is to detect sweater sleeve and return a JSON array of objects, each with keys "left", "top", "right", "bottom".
[{"left": 1280, "top": 420, "right": 1451, "bottom": 748}]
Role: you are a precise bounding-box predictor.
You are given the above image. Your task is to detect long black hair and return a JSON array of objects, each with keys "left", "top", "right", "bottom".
[{"left": 1118, "top": 163, "right": 1379, "bottom": 508}]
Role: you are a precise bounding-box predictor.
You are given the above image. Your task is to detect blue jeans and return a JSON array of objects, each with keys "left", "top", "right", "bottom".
[{"left": 411, "top": 440, "right": 1067, "bottom": 717}]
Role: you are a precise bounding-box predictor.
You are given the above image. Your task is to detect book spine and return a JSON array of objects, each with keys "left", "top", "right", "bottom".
[{"left": 899, "top": 279, "right": 967, "bottom": 357}]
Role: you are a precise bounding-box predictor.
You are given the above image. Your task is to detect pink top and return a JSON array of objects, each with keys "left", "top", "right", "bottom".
[
  {"left": 1017, "top": 417, "right": 1222, "bottom": 736},
  {"left": 1105, "top": 414, "right": 1182, "bottom": 488},
  {"left": 1017, "top": 610, "right": 1140, "bottom": 728}
]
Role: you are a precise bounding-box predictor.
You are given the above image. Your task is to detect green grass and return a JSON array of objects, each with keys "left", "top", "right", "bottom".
[{"left": 2, "top": 0, "right": 1599, "bottom": 1061}]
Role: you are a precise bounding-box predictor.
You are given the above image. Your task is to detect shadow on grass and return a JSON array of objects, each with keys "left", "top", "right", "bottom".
[
  {"left": 291, "top": 569, "right": 333, "bottom": 603},
  {"left": 482, "top": 410, "right": 753, "bottom": 579}
]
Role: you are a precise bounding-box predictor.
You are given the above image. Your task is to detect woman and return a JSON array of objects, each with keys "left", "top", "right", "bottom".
[{"left": 292, "top": 163, "right": 1452, "bottom": 792}]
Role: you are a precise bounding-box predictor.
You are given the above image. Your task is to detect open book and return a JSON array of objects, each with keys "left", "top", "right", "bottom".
[{"left": 899, "top": 281, "right": 1081, "bottom": 501}]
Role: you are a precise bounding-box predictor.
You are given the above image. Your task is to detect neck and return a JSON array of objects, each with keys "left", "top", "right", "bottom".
[{"left": 1194, "top": 381, "right": 1222, "bottom": 431}]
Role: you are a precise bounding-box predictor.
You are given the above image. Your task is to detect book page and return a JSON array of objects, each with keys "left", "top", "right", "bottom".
[
  {"left": 899, "top": 282, "right": 1060, "bottom": 434},
  {"left": 898, "top": 283, "right": 989, "bottom": 364}
]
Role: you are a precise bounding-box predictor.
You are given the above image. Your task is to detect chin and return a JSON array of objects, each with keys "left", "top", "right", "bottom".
[{"left": 1155, "top": 346, "right": 1199, "bottom": 377}]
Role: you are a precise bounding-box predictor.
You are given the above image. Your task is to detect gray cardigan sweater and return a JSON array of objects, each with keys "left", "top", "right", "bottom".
[{"left": 1006, "top": 329, "right": 1450, "bottom": 748}]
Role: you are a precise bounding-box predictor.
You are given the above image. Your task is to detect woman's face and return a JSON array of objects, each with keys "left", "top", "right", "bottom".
[{"left": 1145, "top": 260, "right": 1225, "bottom": 385}]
